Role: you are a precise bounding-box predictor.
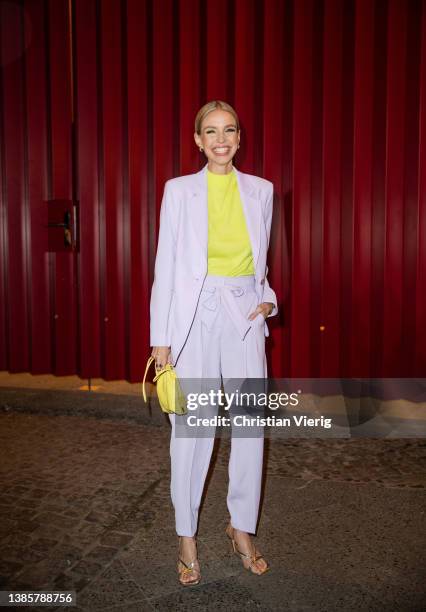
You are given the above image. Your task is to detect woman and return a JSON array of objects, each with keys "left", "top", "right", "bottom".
[{"left": 150, "top": 100, "right": 278, "bottom": 585}]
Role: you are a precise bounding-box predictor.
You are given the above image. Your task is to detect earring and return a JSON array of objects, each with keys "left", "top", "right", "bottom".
[{"left": 199, "top": 147, "right": 203, "bottom": 152}]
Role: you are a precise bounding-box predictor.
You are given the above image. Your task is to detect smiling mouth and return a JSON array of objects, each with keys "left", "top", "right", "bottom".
[{"left": 212, "top": 147, "right": 231, "bottom": 154}]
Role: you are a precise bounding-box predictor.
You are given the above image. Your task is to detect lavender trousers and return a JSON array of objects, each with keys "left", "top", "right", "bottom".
[{"left": 168, "top": 274, "right": 267, "bottom": 537}]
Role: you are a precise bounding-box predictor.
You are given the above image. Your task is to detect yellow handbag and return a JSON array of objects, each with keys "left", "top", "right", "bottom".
[{"left": 142, "top": 356, "right": 187, "bottom": 415}]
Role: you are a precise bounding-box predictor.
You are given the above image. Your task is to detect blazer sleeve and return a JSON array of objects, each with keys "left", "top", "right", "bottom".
[
  {"left": 150, "top": 181, "right": 176, "bottom": 347},
  {"left": 263, "top": 184, "right": 278, "bottom": 318}
]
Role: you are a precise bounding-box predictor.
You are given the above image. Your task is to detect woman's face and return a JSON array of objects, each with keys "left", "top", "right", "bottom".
[{"left": 194, "top": 109, "right": 240, "bottom": 170}]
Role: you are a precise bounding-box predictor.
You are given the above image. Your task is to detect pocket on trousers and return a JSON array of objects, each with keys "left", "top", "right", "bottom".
[
  {"left": 236, "top": 291, "right": 259, "bottom": 321},
  {"left": 255, "top": 316, "right": 266, "bottom": 357},
  {"left": 254, "top": 312, "right": 266, "bottom": 327}
]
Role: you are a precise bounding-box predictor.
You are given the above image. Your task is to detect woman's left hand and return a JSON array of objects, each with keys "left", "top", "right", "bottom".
[{"left": 247, "top": 302, "right": 274, "bottom": 321}]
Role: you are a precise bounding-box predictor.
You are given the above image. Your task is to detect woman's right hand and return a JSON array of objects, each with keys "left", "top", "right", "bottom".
[{"left": 151, "top": 346, "right": 171, "bottom": 368}]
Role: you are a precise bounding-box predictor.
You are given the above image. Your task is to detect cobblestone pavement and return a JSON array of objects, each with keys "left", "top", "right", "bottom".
[{"left": 0, "top": 410, "right": 425, "bottom": 611}]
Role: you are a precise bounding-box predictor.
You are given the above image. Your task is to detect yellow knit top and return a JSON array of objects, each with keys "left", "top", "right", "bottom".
[{"left": 207, "top": 168, "right": 255, "bottom": 276}]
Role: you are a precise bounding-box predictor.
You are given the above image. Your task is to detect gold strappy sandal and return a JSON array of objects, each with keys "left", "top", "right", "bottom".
[
  {"left": 225, "top": 522, "right": 270, "bottom": 575},
  {"left": 177, "top": 537, "right": 201, "bottom": 586}
]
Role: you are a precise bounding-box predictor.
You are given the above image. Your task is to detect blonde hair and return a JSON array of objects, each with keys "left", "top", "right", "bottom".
[{"left": 194, "top": 100, "right": 240, "bottom": 135}]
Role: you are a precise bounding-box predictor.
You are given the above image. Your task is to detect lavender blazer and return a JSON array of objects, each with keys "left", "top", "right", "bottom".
[{"left": 150, "top": 162, "right": 278, "bottom": 365}]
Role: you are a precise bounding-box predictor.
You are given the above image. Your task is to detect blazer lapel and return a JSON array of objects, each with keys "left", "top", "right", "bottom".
[
  {"left": 189, "top": 164, "right": 208, "bottom": 258},
  {"left": 189, "top": 162, "right": 261, "bottom": 272},
  {"left": 234, "top": 166, "right": 261, "bottom": 271}
]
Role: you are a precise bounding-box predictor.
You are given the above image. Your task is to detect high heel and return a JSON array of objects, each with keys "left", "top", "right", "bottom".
[
  {"left": 225, "top": 522, "right": 270, "bottom": 575},
  {"left": 177, "top": 537, "right": 201, "bottom": 586}
]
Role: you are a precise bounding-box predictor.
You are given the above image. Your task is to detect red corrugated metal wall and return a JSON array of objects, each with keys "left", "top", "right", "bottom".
[{"left": 0, "top": 0, "right": 425, "bottom": 380}]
